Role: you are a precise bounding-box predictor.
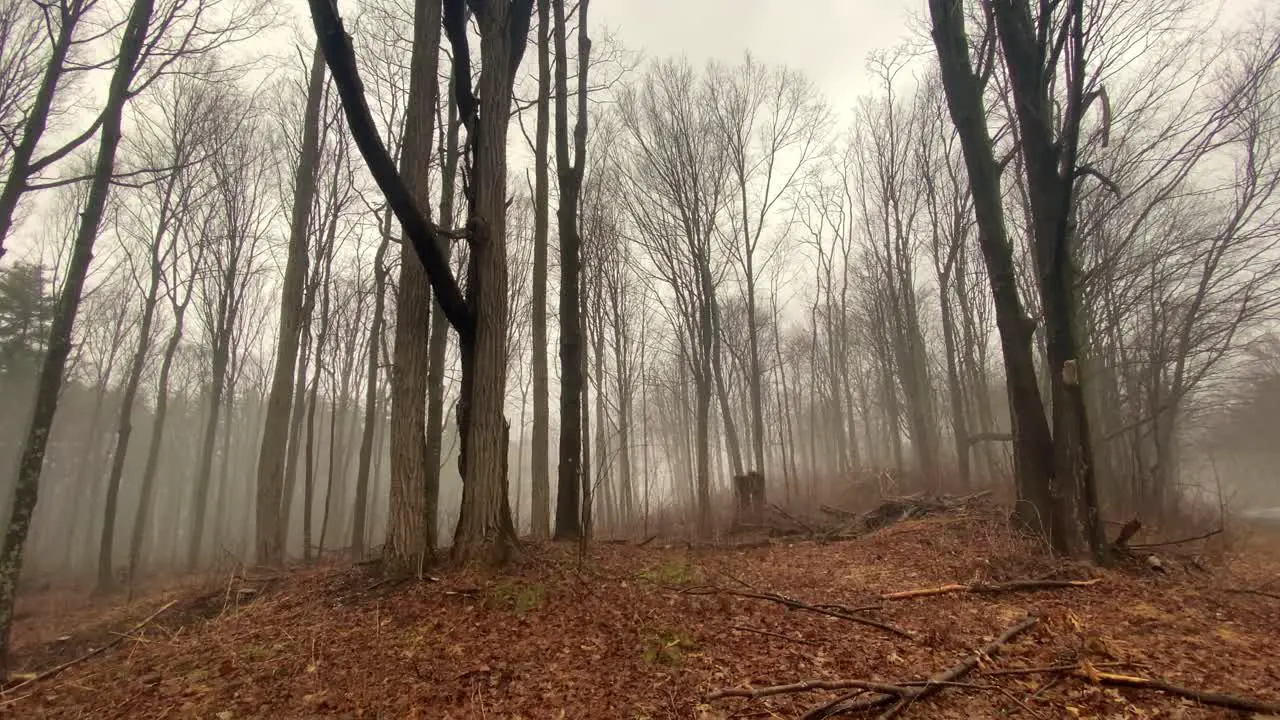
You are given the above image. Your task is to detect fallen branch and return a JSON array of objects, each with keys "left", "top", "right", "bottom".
[
  {"left": 708, "top": 678, "right": 909, "bottom": 701},
  {"left": 769, "top": 504, "right": 817, "bottom": 535},
  {"left": 4, "top": 599, "right": 177, "bottom": 693},
  {"left": 681, "top": 585, "right": 917, "bottom": 641},
  {"left": 820, "top": 504, "right": 861, "bottom": 520},
  {"left": 804, "top": 616, "right": 1040, "bottom": 719},
  {"left": 881, "top": 579, "right": 1100, "bottom": 600},
  {"left": 1126, "top": 527, "right": 1222, "bottom": 549},
  {"left": 1075, "top": 670, "right": 1280, "bottom": 714},
  {"left": 983, "top": 661, "right": 1129, "bottom": 677}
]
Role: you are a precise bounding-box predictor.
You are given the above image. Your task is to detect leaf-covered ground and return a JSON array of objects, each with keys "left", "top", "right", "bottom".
[{"left": 5, "top": 513, "right": 1278, "bottom": 719}]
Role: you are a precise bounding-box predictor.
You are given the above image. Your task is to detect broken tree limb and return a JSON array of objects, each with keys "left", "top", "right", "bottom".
[
  {"left": 4, "top": 599, "right": 177, "bottom": 692},
  {"left": 769, "top": 503, "right": 817, "bottom": 534},
  {"left": 1126, "top": 527, "right": 1222, "bottom": 549},
  {"left": 1111, "top": 519, "right": 1143, "bottom": 549},
  {"left": 681, "top": 585, "right": 918, "bottom": 641},
  {"left": 820, "top": 504, "right": 860, "bottom": 520},
  {"left": 804, "top": 616, "right": 1040, "bottom": 719},
  {"left": 880, "top": 578, "right": 1100, "bottom": 600},
  {"left": 1075, "top": 670, "right": 1280, "bottom": 714}
]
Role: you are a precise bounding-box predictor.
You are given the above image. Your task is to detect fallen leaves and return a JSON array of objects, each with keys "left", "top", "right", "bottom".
[{"left": 3, "top": 515, "right": 1278, "bottom": 719}]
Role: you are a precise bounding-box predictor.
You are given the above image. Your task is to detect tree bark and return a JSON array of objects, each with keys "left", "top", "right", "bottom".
[
  {"left": 450, "top": 0, "right": 535, "bottom": 566},
  {"left": 386, "top": 0, "right": 441, "bottom": 575},
  {"left": 255, "top": 45, "right": 325, "bottom": 567}
]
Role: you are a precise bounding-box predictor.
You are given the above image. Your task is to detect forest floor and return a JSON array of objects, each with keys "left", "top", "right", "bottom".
[{"left": 3, "top": 506, "right": 1279, "bottom": 719}]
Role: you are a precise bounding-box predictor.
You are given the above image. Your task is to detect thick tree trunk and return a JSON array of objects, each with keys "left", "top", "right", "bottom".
[
  {"left": 0, "top": 0, "right": 154, "bottom": 673},
  {"left": 927, "top": 0, "right": 1060, "bottom": 546},
  {"left": 255, "top": 46, "right": 325, "bottom": 568},
  {"left": 385, "top": 0, "right": 440, "bottom": 575}
]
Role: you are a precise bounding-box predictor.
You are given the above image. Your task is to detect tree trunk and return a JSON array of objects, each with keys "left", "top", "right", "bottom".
[
  {"left": 424, "top": 72, "right": 460, "bottom": 551},
  {"left": 255, "top": 45, "right": 325, "bottom": 568},
  {"left": 0, "top": 0, "right": 154, "bottom": 672},
  {"left": 530, "top": 0, "right": 552, "bottom": 540},
  {"left": 385, "top": 0, "right": 440, "bottom": 575},
  {"left": 553, "top": 0, "right": 589, "bottom": 542},
  {"left": 927, "top": 0, "right": 1060, "bottom": 546},
  {"left": 352, "top": 212, "right": 390, "bottom": 559},
  {"left": 127, "top": 297, "right": 189, "bottom": 593}
]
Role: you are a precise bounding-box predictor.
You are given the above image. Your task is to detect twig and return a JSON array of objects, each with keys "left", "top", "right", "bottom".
[
  {"left": 983, "top": 661, "right": 1127, "bottom": 677},
  {"left": 3, "top": 600, "right": 178, "bottom": 694},
  {"left": 1075, "top": 670, "right": 1280, "bottom": 714},
  {"left": 680, "top": 585, "right": 917, "bottom": 641},
  {"left": 729, "top": 624, "right": 818, "bottom": 647},
  {"left": 881, "top": 579, "right": 1099, "bottom": 600},
  {"left": 805, "top": 616, "right": 1040, "bottom": 719},
  {"left": 636, "top": 534, "right": 658, "bottom": 548},
  {"left": 708, "top": 678, "right": 909, "bottom": 701},
  {"left": 894, "top": 680, "right": 1048, "bottom": 720},
  {"left": 1126, "top": 527, "right": 1222, "bottom": 549}
]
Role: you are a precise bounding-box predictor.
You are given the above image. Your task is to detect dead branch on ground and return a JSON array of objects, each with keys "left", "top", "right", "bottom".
[
  {"left": 3, "top": 599, "right": 178, "bottom": 692},
  {"left": 679, "top": 585, "right": 916, "bottom": 640},
  {"left": 707, "top": 678, "right": 910, "bottom": 701},
  {"left": 1074, "top": 669, "right": 1280, "bottom": 714},
  {"left": 1125, "top": 527, "right": 1222, "bottom": 549},
  {"left": 880, "top": 578, "right": 1100, "bottom": 600},
  {"left": 800, "top": 616, "right": 1040, "bottom": 719}
]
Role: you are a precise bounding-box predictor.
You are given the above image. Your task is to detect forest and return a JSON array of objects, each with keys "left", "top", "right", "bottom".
[{"left": 0, "top": 0, "right": 1278, "bottom": 716}]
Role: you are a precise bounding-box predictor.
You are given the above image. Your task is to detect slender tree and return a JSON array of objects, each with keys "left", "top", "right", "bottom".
[{"left": 0, "top": 0, "right": 156, "bottom": 673}]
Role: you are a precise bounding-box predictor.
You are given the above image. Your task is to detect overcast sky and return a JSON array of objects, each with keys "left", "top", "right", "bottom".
[{"left": 594, "top": 0, "right": 920, "bottom": 109}]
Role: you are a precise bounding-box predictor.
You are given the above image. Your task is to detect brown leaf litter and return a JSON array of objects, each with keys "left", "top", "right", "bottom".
[{"left": 3, "top": 514, "right": 1277, "bottom": 719}]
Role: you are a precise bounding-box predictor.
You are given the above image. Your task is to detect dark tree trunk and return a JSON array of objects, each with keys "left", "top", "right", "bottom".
[
  {"left": 927, "top": 0, "right": 1061, "bottom": 546},
  {"left": 530, "top": 0, "right": 552, "bottom": 540},
  {"left": 0, "top": 0, "right": 154, "bottom": 672},
  {"left": 553, "top": 0, "right": 590, "bottom": 542}
]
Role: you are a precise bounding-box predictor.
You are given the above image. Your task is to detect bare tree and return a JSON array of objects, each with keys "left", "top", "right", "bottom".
[
  {"left": 553, "top": 0, "right": 591, "bottom": 541},
  {"left": 0, "top": 0, "right": 157, "bottom": 673},
  {"left": 255, "top": 45, "right": 326, "bottom": 568},
  {"left": 96, "top": 67, "right": 218, "bottom": 593}
]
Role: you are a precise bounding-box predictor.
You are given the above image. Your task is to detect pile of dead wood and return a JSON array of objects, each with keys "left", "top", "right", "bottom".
[{"left": 739, "top": 490, "right": 995, "bottom": 541}]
